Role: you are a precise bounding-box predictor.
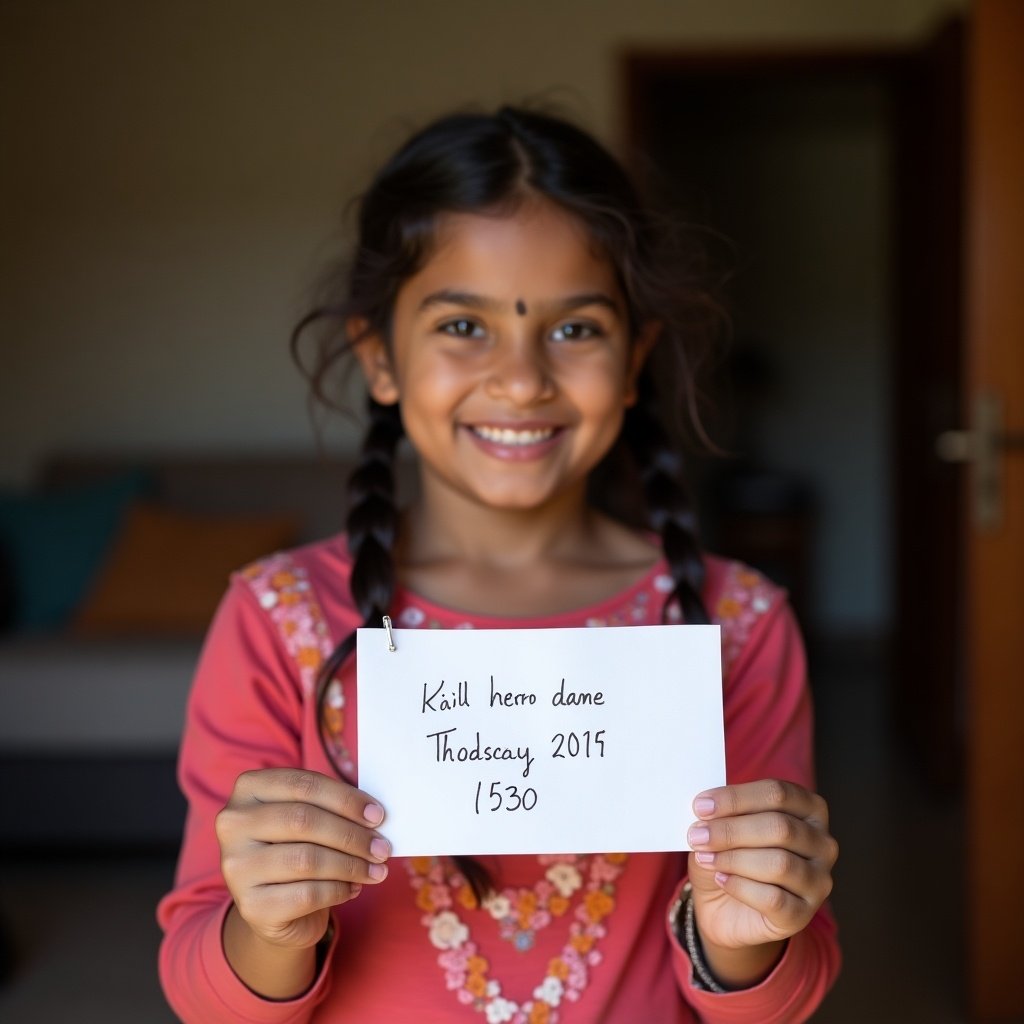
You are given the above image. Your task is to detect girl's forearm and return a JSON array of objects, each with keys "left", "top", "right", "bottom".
[{"left": 222, "top": 904, "right": 319, "bottom": 1001}]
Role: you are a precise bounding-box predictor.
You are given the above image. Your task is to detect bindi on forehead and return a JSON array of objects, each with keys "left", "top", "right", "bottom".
[{"left": 515, "top": 299, "right": 527, "bottom": 316}]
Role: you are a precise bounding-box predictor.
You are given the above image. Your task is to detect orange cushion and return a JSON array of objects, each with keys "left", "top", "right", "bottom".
[{"left": 75, "top": 502, "right": 298, "bottom": 635}]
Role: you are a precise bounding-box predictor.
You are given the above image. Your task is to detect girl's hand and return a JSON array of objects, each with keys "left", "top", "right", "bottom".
[
  {"left": 685, "top": 779, "right": 838, "bottom": 984},
  {"left": 216, "top": 768, "right": 392, "bottom": 951}
]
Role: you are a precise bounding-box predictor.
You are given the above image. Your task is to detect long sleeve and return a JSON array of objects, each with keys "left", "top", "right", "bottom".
[
  {"left": 156, "top": 577, "right": 338, "bottom": 1024},
  {"left": 670, "top": 589, "right": 841, "bottom": 1023}
]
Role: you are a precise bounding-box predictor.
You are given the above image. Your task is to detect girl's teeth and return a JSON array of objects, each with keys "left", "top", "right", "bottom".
[{"left": 474, "top": 426, "right": 555, "bottom": 446}]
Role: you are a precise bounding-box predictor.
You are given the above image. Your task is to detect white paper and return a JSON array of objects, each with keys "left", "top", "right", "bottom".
[{"left": 357, "top": 624, "right": 724, "bottom": 856}]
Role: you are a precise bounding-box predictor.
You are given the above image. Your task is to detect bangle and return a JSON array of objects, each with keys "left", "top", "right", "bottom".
[{"left": 670, "top": 884, "right": 727, "bottom": 994}]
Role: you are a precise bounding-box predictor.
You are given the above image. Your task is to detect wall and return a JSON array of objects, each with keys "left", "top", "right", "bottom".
[
  {"left": 1, "top": 0, "right": 964, "bottom": 484},
  {"left": 0, "top": 0, "right": 964, "bottom": 635}
]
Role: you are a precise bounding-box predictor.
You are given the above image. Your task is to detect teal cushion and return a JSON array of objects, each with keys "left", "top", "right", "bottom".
[{"left": 0, "top": 472, "right": 148, "bottom": 631}]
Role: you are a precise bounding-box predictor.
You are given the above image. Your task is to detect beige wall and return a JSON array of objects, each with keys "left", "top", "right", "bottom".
[{"left": 1, "top": 0, "right": 964, "bottom": 486}]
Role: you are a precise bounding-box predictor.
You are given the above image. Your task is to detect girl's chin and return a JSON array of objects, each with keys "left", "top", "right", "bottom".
[{"left": 432, "top": 475, "right": 581, "bottom": 515}]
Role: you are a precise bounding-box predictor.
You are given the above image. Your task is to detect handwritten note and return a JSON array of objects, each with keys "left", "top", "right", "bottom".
[{"left": 357, "top": 624, "right": 724, "bottom": 856}]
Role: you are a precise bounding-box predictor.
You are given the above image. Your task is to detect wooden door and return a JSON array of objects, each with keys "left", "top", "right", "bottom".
[
  {"left": 891, "top": 18, "right": 965, "bottom": 792},
  {"left": 965, "top": 1, "right": 1024, "bottom": 1018}
]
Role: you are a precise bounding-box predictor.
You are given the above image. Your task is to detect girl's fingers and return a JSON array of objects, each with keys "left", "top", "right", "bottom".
[
  {"left": 217, "top": 769, "right": 391, "bottom": 938},
  {"left": 707, "top": 872, "right": 811, "bottom": 934},
  {"left": 687, "top": 779, "right": 839, "bottom": 866},
  {"left": 694, "top": 779, "right": 829, "bottom": 831},
  {"left": 219, "top": 798, "right": 391, "bottom": 862},
  {"left": 687, "top": 810, "right": 830, "bottom": 861},
  {"left": 232, "top": 840, "right": 390, "bottom": 887},
  {"left": 241, "top": 878, "right": 363, "bottom": 922},
  {"left": 692, "top": 847, "right": 833, "bottom": 907},
  {"left": 685, "top": 780, "right": 838, "bottom": 949},
  {"left": 232, "top": 768, "right": 385, "bottom": 827}
]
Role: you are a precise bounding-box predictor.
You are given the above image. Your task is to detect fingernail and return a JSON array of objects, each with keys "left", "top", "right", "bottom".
[
  {"left": 688, "top": 826, "right": 710, "bottom": 847},
  {"left": 363, "top": 802, "right": 384, "bottom": 826},
  {"left": 368, "top": 862, "right": 388, "bottom": 881},
  {"left": 694, "top": 850, "right": 715, "bottom": 865},
  {"left": 350, "top": 883, "right": 362, "bottom": 898},
  {"left": 694, "top": 797, "right": 716, "bottom": 817},
  {"left": 370, "top": 837, "right": 391, "bottom": 862},
  {"left": 714, "top": 871, "right": 729, "bottom": 886}
]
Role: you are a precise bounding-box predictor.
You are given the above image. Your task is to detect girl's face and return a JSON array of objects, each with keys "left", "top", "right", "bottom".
[{"left": 356, "top": 199, "right": 651, "bottom": 515}]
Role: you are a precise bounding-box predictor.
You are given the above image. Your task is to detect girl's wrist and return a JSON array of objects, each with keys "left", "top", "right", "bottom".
[
  {"left": 671, "top": 885, "right": 786, "bottom": 992},
  {"left": 222, "top": 904, "right": 321, "bottom": 1000},
  {"left": 699, "top": 932, "right": 787, "bottom": 991}
]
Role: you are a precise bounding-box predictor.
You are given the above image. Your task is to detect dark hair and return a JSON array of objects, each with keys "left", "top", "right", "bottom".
[{"left": 292, "top": 105, "right": 724, "bottom": 898}]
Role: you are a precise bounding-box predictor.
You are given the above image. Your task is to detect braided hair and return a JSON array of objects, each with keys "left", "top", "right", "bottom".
[
  {"left": 309, "top": 396, "right": 403, "bottom": 774},
  {"left": 292, "top": 105, "right": 725, "bottom": 899},
  {"left": 621, "top": 373, "right": 708, "bottom": 626}
]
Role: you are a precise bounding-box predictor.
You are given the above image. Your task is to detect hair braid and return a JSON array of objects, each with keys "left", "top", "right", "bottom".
[
  {"left": 345, "top": 399, "right": 404, "bottom": 618},
  {"left": 622, "top": 376, "right": 710, "bottom": 627},
  {"left": 315, "top": 397, "right": 494, "bottom": 899},
  {"left": 314, "top": 397, "right": 403, "bottom": 773}
]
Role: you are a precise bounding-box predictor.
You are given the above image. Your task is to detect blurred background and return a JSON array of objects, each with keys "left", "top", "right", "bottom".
[{"left": 2, "top": 1, "right": 1021, "bottom": 1021}]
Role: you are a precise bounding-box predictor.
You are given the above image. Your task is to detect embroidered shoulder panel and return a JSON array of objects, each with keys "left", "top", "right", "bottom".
[
  {"left": 712, "top": 562, "right": 779, "bottom": 680},
  {"left": 240, "top": 553, "right": 355, "bottom": 777}
]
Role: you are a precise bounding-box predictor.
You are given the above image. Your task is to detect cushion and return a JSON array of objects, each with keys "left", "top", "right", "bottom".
[
  {"left": 75, "top": 503, "right": 298, "bottom": 635},
  {"left": 0, "top": 539, "right": 16, "bottom": 631},
  {"left": 0, "top": 473, "right": 147, "bottom": 631}
]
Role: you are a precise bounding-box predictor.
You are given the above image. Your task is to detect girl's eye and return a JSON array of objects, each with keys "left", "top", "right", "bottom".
[
  {"left": 440, "top": 318, "right": 486, "bottom": 339},
  {"left": 551, "top": 321, "right": 599, "bottom": 342}
]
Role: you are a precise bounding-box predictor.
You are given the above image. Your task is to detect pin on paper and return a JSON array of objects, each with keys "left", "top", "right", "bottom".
[{"left": 382, "top": 615, "right": 396, "bottom": 652}]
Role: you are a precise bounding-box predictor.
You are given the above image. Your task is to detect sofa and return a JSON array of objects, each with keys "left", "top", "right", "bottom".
[{"left": 0, "top": 451, "right": 415, "bottom": 849}]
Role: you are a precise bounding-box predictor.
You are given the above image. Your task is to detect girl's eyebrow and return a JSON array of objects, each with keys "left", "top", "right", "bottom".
[
  {"left": 417, "top": 289, "right": 500, "bottom": 313},
  {"left": 417, "top": 289, "right": 622, "bottom": 315},
  {"left": 555, "top": 292, "right": 622, "bottom": 315}
]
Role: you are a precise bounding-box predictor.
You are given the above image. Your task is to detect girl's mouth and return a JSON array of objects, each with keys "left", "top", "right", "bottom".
[
  {"left": 463, "top": 423, "right": 565, "bottom": 461},
  {"left": 470, "top": 425, "right": 557, "bottom": 446}
]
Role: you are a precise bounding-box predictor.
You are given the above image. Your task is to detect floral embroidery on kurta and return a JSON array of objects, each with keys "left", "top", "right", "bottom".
[
  {"left": 447, "top": 561, "right": 770, "bottom": 671},
  {"left": 408, "top": 853, "right": 628, "bottom": 1023},
  {"left": 713, "top": 563, "right": 777, "bottom": 677},
  {"left": 241, "top": 554, "right": 355, "bottom": 777}
]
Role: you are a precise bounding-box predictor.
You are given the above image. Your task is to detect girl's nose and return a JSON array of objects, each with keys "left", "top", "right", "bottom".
[{"left": 484, "top": 339, "right": 555, "bottom": 406}]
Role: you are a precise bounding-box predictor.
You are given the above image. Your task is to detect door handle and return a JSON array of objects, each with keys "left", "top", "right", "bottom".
[{"left": 936, "top": 393, "right": 1024, "bottom": 530}]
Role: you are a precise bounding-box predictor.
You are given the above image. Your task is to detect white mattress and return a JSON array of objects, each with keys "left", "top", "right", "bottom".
[{"left": 0, "top": 636, "right": 201, "bottom": 753}]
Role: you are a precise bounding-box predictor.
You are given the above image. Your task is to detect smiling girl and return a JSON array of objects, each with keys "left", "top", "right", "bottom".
[{"left": 158, "top": 107, "right": 840, "bottom": 1023}]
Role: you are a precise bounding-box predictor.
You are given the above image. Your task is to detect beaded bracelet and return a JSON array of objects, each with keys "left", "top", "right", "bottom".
[{"left": 669, "top": 883, "right": 727, "bottom": 994}]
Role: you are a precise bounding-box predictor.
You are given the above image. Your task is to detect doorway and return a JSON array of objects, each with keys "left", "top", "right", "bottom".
[{"left": 623, "top": 22, "right": 966, "bottom": 1021}]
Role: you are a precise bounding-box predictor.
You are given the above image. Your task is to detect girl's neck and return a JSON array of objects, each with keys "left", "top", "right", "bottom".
[
  {"left": 391, "top": 464, "right": 661, "bottom": 618},
  {"left": 399, "top": 473, "right": 601, "bottom": 571}
]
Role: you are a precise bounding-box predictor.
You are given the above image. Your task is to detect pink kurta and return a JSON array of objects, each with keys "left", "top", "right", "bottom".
[{"left": 158, "top": 537, "right": 839, "bottom": 1022}]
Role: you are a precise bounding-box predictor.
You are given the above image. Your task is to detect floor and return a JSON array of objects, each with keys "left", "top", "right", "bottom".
[
  {"left": 0, "top": 651, "right": 966, "bottom": 1022},
  {"left": 809, "top": 649, "right": 965, "bottom": 1023}
]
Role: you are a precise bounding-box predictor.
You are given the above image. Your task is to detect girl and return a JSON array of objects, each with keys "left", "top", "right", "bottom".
[{"left": 158, "top": 107, "right": 840, "bottom": 1023}]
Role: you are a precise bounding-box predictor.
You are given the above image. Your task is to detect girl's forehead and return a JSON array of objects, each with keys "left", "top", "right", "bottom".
[{"left": 404, "top": 201, "right": 620, "bottom": 303}]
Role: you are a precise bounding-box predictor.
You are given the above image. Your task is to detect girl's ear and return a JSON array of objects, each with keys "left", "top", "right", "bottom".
[
  {"left": 624, "top": 320, "right": 661, "bottom": 408},
  {"left": 349, "top": 317, "right": 400, "bottom": 405}
]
